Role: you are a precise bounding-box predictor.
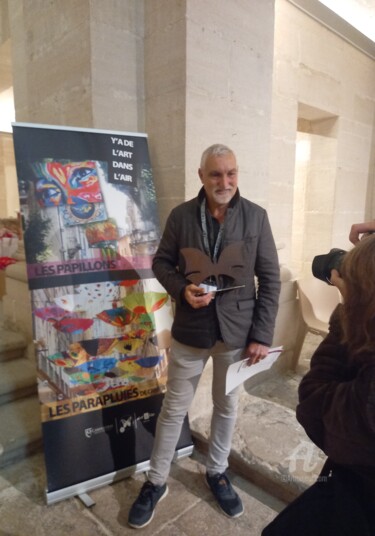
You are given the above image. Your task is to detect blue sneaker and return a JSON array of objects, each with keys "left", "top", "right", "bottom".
[
  {"left": 128, "top": 480, "right": 168, "bottom": 529},
  {"left": 206, "top": 472, "right": 244, "bottom": 518}
]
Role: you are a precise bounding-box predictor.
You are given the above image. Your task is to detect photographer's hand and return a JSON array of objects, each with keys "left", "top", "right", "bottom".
[
  {"left": 330, "top": 268, "right": 346, "bottom": 298},
  {"left": 349, "top": 221, "right": 375, "bottom": 244}
]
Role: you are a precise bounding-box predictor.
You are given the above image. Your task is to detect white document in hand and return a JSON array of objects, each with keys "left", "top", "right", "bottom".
[{"left": 225, "top": 346, "right": 283, "bottom": 394}]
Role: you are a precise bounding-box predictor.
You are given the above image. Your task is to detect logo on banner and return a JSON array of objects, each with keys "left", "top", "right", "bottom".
[
  {"left": 84, "top": 424, "right": 113, "bottom": 438},
  {"left": 119, "top": 417, "right": 133, "bottom": 433}
]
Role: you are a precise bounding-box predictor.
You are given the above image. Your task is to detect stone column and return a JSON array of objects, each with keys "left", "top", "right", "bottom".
[
  {"left": 144, "top": 0, "right": 276, "bottom": 224},
  {"left": 5, "top": 0, "right": 145, "bottom": 342},
  {"left": 8, "top": 0, "right": 144, "bottom": 131}
]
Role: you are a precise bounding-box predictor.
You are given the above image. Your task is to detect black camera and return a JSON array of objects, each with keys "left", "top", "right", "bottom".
[{"left": 312, "top": 248, "right": 346, "bottom": 285}]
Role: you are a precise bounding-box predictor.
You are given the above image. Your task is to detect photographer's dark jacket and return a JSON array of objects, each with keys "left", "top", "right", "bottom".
[
  {"left": 297, "top": 305, "right": 375, "bottom": 493},
  {"left": 152, "top": 188, "right": 281, "bottom": 349}
]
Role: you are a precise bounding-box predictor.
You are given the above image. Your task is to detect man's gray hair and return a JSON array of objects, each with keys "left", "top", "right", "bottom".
[{"left": 200, "top": 144, "right": 234, "bottom": 168}]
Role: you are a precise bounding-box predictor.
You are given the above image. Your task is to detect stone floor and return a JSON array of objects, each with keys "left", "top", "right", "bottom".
[
  {"left": 0, "top": 448, "right": 286, "bottom": 536},
  {"left": 0, "top": 327, "right": 324, "bottom": 535}
]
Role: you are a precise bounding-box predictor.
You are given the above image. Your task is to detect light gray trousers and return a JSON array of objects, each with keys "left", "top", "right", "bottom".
[{"left": 147, "top": 338, "right": 244, "bottom": 486}]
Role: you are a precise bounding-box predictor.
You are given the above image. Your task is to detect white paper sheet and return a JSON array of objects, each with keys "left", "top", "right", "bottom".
[{"left": 225, "top": 346, "right": 283, "bottom": 394}]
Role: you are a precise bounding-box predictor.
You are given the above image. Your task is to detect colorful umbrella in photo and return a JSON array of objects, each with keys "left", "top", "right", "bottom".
[
  {"left": 55, "top": 282, "right": 119, "bottom": 314},
  {"left": 51, "top": 317, "right": 94, "bottom": 334},
  {"left": 135, "top": 355, "right": 163, "bottom": 368},
  {"left": 66, "top": 342, "right": 90, "bottom": 366},
  {"left": 75, "top": 357, "right": 118, "bottom": 374},
  {"left": 96, "top": 306, "right": 135, "bottom": 327},
  {"left": 33, "top": 305, "right": 74, "bottom": 322},
  {"left": 77, "top": 338, "right": 116, "bottom": 357},
  {"left": 122, "top": 292, "right": 168, "bottom": 315},
  {"left": 117, "top": 279, "right": 140, "bottom": 288},
  {"left": 47, "top": 351, "right": 80, "bottom": 368}
]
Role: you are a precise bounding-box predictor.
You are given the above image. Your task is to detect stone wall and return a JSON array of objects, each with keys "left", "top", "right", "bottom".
[
  {"left": 270, "top": 0, "right": 375, "bottom": 272},
  {"left": 1, "top": 0, "right": 375, "bottom": 371}
]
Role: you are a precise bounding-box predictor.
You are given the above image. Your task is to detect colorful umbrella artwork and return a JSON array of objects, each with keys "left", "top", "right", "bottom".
[
  {"left": 75, "top": 357, "right": 117, "bottom": 374},
  {"left": 76, "top": 281, "right": 118, "bottom": 302},
  {"left": 96, "top": 306, "right": 135, "bottom": 327},
  {"left": 66, "top": 342, "right": 90, "bottom": 366},
  {"left": 47, "top": 351, "right": 79, "bottom": 368},
  {"left": 55, "top": 282, "right": 118, "bottom": 314},
  {"left": 33, "top": 305, "right": 74, "bottom": 322},
  {"left": 76, "top": 338, "right": 115, "bottom": 357},
  {"left": 135, "top": 355, "right": 163, "bottom": 368},
  {"left": 51, "top": 317, "right": 94, "bottom": 334},
  {"left": 122, "top": 292, "right": 168, "bottom": 315},
  {"left": 67, "top": 358, "right": 118, "bottom": 385},
  {"left": 112, "top": 337, "right": 145, "bottom": 355},
  {"left": 67, "top": 371, "right": 98, "bottom": 385},
  {"left": 65, "top": 333, "right": 149, "bottom": 362},
  {"left": 54, "top": 294, "right": 86, "bottom": 313},
  {"left": 117, "top": 280, "right": 140, "bottom": 288}
]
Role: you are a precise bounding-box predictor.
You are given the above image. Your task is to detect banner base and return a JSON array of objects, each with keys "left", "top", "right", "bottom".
[{"left": 45, "top": 445, "right": 194, "bottom": 505}]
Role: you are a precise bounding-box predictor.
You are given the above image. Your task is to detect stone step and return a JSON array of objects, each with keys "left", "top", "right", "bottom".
[
  {"left": 0, "top": 326, "right": 27, "bottom": 362},
  {"left": 0, "top": 394, "right": 43, "bottom": 468},
  {"left": 0, "top": 357, "right": 37, "bottom": 406}
]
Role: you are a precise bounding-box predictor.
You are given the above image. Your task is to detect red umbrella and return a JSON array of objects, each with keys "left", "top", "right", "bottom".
[{"left": 51, "top": 317, "right": 94, "bottom": 334}]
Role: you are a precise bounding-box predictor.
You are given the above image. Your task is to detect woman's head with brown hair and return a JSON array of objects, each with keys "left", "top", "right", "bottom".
[{"left": 340, "top": 234, "right": 375, "bottom": 355}]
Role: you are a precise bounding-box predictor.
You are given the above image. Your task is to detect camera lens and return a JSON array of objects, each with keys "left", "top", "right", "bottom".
[{"left": 312, "top": 248, "right": 346, "bottom": 284}]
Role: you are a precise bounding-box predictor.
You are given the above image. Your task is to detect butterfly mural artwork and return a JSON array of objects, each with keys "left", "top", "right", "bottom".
[
  {"left": 180, "top": 242, "right": 246, "bottom": 286},
  {"left": 32, "top": 160, "right": 103, "bottom": 207}
]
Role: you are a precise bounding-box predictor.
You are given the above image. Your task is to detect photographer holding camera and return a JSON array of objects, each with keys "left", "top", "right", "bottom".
[{"left": 263, "top": 234, "right": 375, "bottom": 535}]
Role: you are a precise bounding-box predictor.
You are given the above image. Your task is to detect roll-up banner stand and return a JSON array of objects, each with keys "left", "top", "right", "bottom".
[{"left": 12, "top": 123, "right": 193, "bottom": 505}]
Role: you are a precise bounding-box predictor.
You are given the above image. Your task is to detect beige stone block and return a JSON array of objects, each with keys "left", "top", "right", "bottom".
[
  {"left": 153, "top": 164, "right": 185, "bottom": 200},
  {"left": 91, "top": 0, "right": 143, "bottom": 33},
  {"left": 273, "top": 59, "right": 299, "bottom": 99},
  {"left": 186, "top": 29, "right": 231, "bottom": 100},
  {"left": 145, "top": 0, "right": 186, "bottom": 33},
  {"left": 144, "top": 13, "right": 185, "bottom": 96},
  {"left": 338, "top": 131, "right": 373, "bottom": 172},
  {"left": 297, "top": 66, "right": 341, "bottom": 116},
  {"left": 334, "top": 170, "right": 368, "bottom": 212},
  {"left": 271, "top": 96, "right": 298, "bottom": 140}
]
